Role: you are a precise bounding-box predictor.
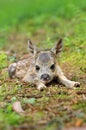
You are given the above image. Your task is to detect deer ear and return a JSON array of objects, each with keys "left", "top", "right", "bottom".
[
  {"left": 51, "top": 38, "right": 63, "bottom": 55},
  {"left": 28, "top": 39, "right": 37, "bottom": 55}
]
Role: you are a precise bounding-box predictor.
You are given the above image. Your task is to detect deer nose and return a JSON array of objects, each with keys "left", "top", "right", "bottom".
[{"left": 41, "top": 74, "right": 50, "bottom": 81}]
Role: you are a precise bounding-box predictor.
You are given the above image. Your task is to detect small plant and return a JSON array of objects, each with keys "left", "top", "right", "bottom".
[{"left": 0, "top": 52, "right": 7, "bottom": 70}]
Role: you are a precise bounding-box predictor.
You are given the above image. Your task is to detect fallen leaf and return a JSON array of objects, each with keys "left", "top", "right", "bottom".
[
  {"left": 12, "top": 101, "right": 25, "bottom": 115},
  {"left": 75, "top": 119, "right": 83, "bottom": 127}
]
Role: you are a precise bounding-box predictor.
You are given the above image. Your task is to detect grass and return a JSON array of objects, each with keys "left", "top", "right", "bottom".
[
  {"left": 0, "top": 0, "right": 86, "bottom": 27},
  {"left": 0, "top": 0, "right": 86, "bottom": 130}
]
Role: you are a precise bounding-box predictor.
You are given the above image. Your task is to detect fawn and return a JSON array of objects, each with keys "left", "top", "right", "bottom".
[{"left": 8, "top": 39, "right": 80, "bottom": 90}]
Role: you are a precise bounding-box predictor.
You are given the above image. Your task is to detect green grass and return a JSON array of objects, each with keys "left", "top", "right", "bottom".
[
  {"left": 0, "top": 52, "right": 7, "bottom": 70},
  {"left": 0, "top": 0, "right": 86, "bottom": 28}
]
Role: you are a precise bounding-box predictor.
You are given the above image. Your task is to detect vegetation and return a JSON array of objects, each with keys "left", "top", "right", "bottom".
[{"left": 0, "top": 0, "right": 86, "bottom": 130}]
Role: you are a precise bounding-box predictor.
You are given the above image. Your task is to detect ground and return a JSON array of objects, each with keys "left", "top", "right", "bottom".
[{"left": 0, "top": 14, "right": 86, "bottom": 130}]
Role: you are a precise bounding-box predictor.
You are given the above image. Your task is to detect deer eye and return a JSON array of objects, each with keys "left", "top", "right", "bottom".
[
  {"left": 35, "top": 65, "right": 40, "bottom": 71},
  {"left": 50, "top": 64, "right": 55, "bottom": 70}
]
